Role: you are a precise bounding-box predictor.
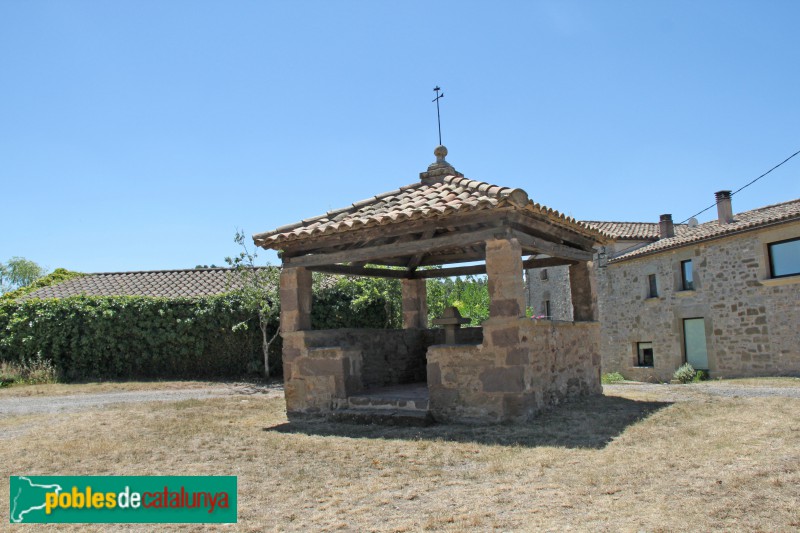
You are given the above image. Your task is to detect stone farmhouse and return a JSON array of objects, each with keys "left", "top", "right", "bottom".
[
  {"left": 527, "top": 192, "right": 800, "bottom": 382},
  {"left": 254, "top": 147, "right": 606, "bottom": 424}
]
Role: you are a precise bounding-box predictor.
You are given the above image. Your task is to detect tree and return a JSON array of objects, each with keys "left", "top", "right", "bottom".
[
  {"left": 427, "top": 275, "right": 489, "bottom": 326},
  {"left": 225, "top": 231, "right": 281, "bottom": 379},
  {"left": 0, "top": 257, "right": 47, "bottom": 294}
]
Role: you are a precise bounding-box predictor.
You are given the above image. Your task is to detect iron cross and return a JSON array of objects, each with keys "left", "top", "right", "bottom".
[{"left": 432, "top": 86, "right": 444, "bottom": 145}]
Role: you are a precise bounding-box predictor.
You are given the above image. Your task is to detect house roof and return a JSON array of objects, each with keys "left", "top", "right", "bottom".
[
  {"left": 583, "top": 221, "right": 691, "bottom": 240},
  {"left": 21, "top": 268, "right": 269, "bottom": 300},
  {"left": 253, "top": 173, "right": 606, "bottom": 250},
  {"left": 610, "top": 198, "right": 800, "bottom": 262}
]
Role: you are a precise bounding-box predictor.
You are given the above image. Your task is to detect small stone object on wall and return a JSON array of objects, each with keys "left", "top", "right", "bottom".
[{"left": 432, "top": 306, "right": 470, "bottom": 344}]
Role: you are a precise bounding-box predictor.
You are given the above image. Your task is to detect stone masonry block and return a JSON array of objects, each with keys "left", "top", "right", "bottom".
[
  {"left": 481, "top": 366, "right": 525, "bottom": 393},
  {"left": 280, "top": 267, "right": 312, "bottom": 332},
  {"left": 485, "top": 238, "right": 525, "bottom": 319}
]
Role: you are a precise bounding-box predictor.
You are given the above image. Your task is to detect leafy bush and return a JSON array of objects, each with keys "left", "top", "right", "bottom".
[
  {"left": 692, "top": 370, "right": 709, "bottom": 382},
  {"left": 673, "top": 363, "right": 697, "bottom": 384},
  {"left": 0, "top": 295, "right": 266, "bottom": 381},
  {"left": 313, "top": 275, "right": 401, "bottom": 329},
  {"left": 601, "top": 372, "right": 626, "bottom": 384}
]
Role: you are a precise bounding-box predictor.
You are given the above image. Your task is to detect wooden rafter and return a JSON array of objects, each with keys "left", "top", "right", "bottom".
[{"left": 283, "top": 227, "right": 510, "bottom": 269}]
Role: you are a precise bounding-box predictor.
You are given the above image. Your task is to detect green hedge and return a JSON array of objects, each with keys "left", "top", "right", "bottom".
[
  {"left": 0, "top": 276, "right": 402, "bottom": 382},
  {"left": 0, "top": 295, "right": 266, "bottom": 381}
]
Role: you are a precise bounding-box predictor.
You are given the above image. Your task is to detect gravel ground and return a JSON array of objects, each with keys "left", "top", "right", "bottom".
[
  {"left": 0, "top": 382, "right": 283, "bottom": 417},
  {"left": 603, "top": 381, "right": 800, "bottom": 401},
  {"left": 2, "top": 380, "right": 797, "bottom": 418}
]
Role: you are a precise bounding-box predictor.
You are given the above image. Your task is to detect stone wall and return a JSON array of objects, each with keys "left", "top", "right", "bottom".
[
  {"left": 427, "top": 318, "right": 601, "bottom": 423},
  {"left": 282, "top": 327, "right": 483, "bottom": 416},
  {"left": 596, "top": 222, "right": 800, "bottom": 381},
  {"left": 526, "top": 265, "right": 573, "bottom": 320}
]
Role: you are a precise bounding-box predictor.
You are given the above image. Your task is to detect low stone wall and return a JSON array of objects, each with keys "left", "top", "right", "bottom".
[
  {"left": 281, "top": 327, "right": 483, "bottom": 416},
  {"left": 282, "top": 332, "right": 362, "bottom": 414},
  {"left": 427, "top": 318, "right": 601, "bottom": 423}
]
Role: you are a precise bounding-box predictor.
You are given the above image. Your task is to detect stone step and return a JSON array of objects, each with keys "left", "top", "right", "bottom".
[
  {"left": 347, "top": 395, "right": 429, "bottom": 411},
  {"left": 331, "top": 408, "right": 435, "bottom": 427}
]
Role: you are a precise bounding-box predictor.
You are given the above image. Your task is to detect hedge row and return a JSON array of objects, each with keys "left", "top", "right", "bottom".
[{"left": 0, "top": 276, "right": 401, "bottom": 381}]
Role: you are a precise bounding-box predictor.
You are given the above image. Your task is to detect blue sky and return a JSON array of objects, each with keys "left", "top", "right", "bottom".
[{"left": 2, "top": 1, "right": 799, "bottom": 273}]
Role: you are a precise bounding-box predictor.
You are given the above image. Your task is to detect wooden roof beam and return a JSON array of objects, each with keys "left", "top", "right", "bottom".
[
  {"left": 283, "top": 227, "right": 509, "bottom": 269},
  {"left": 410, "top": 256, "right": 577, "bottom": 279}
]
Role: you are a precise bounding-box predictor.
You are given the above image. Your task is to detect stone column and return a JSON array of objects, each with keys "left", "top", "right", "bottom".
[
  {"left": 280, "top": 266, "right": 312, "bottom": 333},
  {"left": 569, "top": 261, "right": 597, "bottom": 321},
  {"left": 401, "top": 278, "right": 428, "bottom": 329},
  {"left": 485, "top": 238, "right": 525, "bottom": 319}
]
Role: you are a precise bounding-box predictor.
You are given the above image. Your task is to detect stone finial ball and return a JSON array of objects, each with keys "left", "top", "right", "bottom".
[{"left": 434, "top": 145, "right": 448, "bottom": 159}]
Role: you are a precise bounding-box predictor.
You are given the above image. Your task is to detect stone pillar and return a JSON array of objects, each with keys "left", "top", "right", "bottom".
[
  {"left": 485, "top": 238, "right": 525, "bottom": 319},
  {"left": 569, "top": 261, "right": 597, "bottom": 321},
  {"left": 401, "top": 278, "right": 428, "bottom": 329},
  {"left": 280, "top": 266, "right": 312, "bottom": 333}
]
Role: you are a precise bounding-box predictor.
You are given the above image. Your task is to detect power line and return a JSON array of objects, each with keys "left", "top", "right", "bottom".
[
  {"left": 676, "top": 147, "right": 800, "bottom": 225},
  {"left": 605, "top": 147, "right": 800, "bottom": 260}
]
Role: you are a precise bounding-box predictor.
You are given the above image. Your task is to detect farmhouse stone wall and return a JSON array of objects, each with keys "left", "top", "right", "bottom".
[
  {"left": 526, "top": 265, "right": 573, "bottom": 320},
  {"left": 596, "top": 222, "right": 800, "bottom": 381},
  {"left": 427, "top": 318, "right": 601, "bottom": 423}
]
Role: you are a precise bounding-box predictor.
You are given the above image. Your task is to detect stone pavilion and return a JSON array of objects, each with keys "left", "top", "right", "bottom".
[{"left": 253, "top": 147, "right": 608, "bottom": 423}]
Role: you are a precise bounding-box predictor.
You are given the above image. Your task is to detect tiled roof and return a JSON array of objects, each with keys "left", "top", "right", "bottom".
[
  {"left": 611, "top": 198, "right": 800, "bottom": 262},
  {"left": 22, "top": 268, "right": 271, "bottom": 300},
  {"left": 583, "top": 221, "right": 691, "bottom": 240},
  {"left": 254, "top": 174, "right": 605, "bottom": 249}
]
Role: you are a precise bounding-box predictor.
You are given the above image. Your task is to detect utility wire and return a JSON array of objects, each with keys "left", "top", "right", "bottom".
[
  {"left": 675, "top": 147, "right": 800, "bottom": 225},
  {"left": 603, "top": 147, "right": 800, "bottom": 260}
]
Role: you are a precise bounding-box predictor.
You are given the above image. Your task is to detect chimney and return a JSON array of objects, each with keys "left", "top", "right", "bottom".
[
  {"left": 659, "top": 214, "right": 675, "bottom": 239},
  {"left": 715, "top": 190, "right": 733, "bottom": 224}
]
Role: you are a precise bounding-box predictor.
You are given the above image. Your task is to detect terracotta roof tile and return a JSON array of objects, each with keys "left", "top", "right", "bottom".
[
  {"left": 254, "top": 174, "right": 604, "bottom": 248},
  {"left": 22, "top": 268, "right": 272, "bottom": 300},
  {"left": 610, "top": 198, "right": 800, "bottom": 262},
  {"left": 583, "top": 221, "right": 692, "bottom": 240}
]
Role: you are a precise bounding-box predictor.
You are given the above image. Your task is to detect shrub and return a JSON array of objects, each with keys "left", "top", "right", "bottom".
[
  {"left": 601, "top": 372, "right": 626, "bottom": 384},
  {"left": 673, "top": 363, "right": 697, "bottom": 384},
  {"left": 692, "top": 370, "right": 709, "bottom": 382},
  {"left": 0, "top": 295, "right": 265, "bottom": 381}
]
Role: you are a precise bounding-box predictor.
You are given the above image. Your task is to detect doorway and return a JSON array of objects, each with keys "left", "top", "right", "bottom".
[{"left": 683, "top": 317, "right": 709, "bottom": 370}]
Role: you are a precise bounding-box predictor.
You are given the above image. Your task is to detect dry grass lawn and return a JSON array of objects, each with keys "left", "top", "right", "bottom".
[{"left": 1, "top": 381, "right": 798, "bottom": 532}]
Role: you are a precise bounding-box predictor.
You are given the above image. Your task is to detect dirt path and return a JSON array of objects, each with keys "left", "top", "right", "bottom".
[
  {"left": 2, "top": 380, "right": 797, "bottom": 418},
  {"left": 604, "top": 381, "right": 800, "bottom": 401},
  {"left": 0, "top": 382, "right": 283, "bottom": 416}
]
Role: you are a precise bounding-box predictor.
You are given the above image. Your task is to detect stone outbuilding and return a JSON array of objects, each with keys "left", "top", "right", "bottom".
[{"left": 254, "top": 147, "right": 608, "bottom": 423}]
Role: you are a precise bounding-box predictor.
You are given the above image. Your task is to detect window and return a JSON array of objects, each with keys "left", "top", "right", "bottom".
[
  {"left": 544, "top": 300, "right": 551, "bottom": 319},
  {"left": 540, "top": 269, "right": 548, "bottom": 280},
  {"left": 637, "top": 342, "right": 654, "bottom": 367},
  {"left": 647, "top": 274, "right": 658, "bottom": 298},
  {"left": 680, "top": 260, "right": 694, "bottom": 290},
  {"left": 768, "top": 237, "right": 800, "bottom": 278}
]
